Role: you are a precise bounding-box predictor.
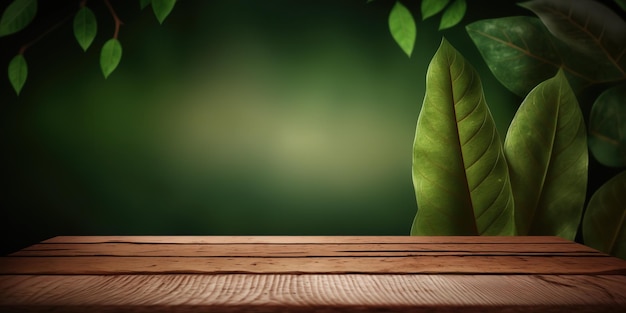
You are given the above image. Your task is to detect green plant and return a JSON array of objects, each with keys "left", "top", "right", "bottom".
[
  {"left": 406, "top": 0, "right": 625, "bottom": 260},
  {"left": 1, "top": 0, "right": 177, "bottom": 95}
]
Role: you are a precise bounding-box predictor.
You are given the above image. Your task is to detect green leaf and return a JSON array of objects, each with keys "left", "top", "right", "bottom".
[
  {"left": 616, "top": 0, "right": 626, "bottom": 11},
  {"left": 411, "top": 38, "right": 515, "bottom": 236},
  {"left": 73, "top": 6, "right": 97, "bottom": 52},
  {"left": 466, "top": 16, "right": 622, "bottom": 97},
  {"left": 388, "top": 1, "right": 416, "bottom": 57},
  {"left": 100, "top": 39, "right": 123, "bottom": 79},
  {"left": 421, "top": 0, "right": 449, "bottom": 20},
  {"left": 8, "top": 54, "right": 27, "bottom": 95},
  {"left": 583, "top": 171, "right": 626, "bottom": 260},
  {"left": 152, "top": 0, "right": 176, "bottom": 24},
  {"left": 504, "top": 70, "right": 588, "bottom": 240},
  {"left": 0, "top": 0, "right": 37, "bottom": 37},
  {"left": 588, "top": 84, "right": 626, "bottom": 167},
  {"left": 439, "top": 0, "right": 466, "bottom": 30},
  {"left": 519, "top": 0, "right": 626, "bottom": 79},
  {"left": 140, "top": 0, "right": 152, "bottom": 10}
]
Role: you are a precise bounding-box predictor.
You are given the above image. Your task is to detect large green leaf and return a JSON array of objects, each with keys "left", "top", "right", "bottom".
[
  {"left": 388, "top": 1, "right": 416, "bottom": 58},
  {"left": 421, "top": 0, "right": 449, "bottom": 20},
  {"left": 152, "top": 0, "right": 176, "bottom": 24},
  {"left": 583, "top": 171, "right": 626, "bottom": 260},
  {"left": 504, "top": 70, "right": 588, "bottom": 240},
  {"left": 73, "top": 6, "right": 97, "bottom": 52},
  {"left": 0, "top": 0, "right": 37, "bottom": 37},
  {"left": 100, "top": 38, "right": 123, "bottom": 79},
  {"left": 588, "top": 84, "right": 626, "bottom": 167},
  {"left": 439, "top": 0, "right": 466, "bottom": 30},
  {"left": 411, "top": 38, "right": 515, "bottom": 236},
  {"left": 519, "top": 0, "right": 626, "bottom": 80},
  {"left": 8, "top": 54, "right": 27, "bottom": 95},
  {"left": 466, "top": 16, "right": 623, "bottom": 97}
]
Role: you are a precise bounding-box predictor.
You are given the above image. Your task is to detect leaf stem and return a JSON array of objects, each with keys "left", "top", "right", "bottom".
[{"left": 104, "top": 0, "right": 123, "bottom": 39}]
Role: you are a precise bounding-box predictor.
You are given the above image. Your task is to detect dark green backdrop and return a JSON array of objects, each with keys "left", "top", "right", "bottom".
[{"left": 1, "top": 0, "right": 530, "bottom": 254}]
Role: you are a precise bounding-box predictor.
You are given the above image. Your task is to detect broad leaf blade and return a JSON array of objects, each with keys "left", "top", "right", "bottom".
[
  {"left": 421, "top": 0, "right": 449, "bottom": 20},
  {"left": 439, "top": 0, "right": 466, "bottom": 30},
  {"left": 466, "top": 16, "right": 619, "bottom": 96},
  {"left": 519, "top": 0, "right": 626, "bottom": 79},
  {"left": 616, "top": 0, "right": 626, "bottom": 12},
  {"left": 583, "top": 171, "right": 626, "bottom": 260},
  {"left": 411, "top": 38, "right": 515, "bottom": 236},
  {"left": 504, "top": 70, "right": 588, "bottom": 240},
  {"left": 588, "top": 84, "right": 626, "bottom": 167},
  {"left": 8, "top": 54, "right": 27, "bottom": 95},
  {"left": 152, "top": 0, "right": 176, "bottom": 24},
  {"left": 100, "top": 39, "right": 123, "bottom": 79},
  {"left": 388, "top": 1, "right": 416, "bottom": 57},
  {"left": 140, "top": 0, "right": 151, "bottom": 10},
  {"left": 73, "top": 6, "right": 97, "bottom": 52},
  {"left": 0, "top": 0, "right": 37, "bottom": 37}
]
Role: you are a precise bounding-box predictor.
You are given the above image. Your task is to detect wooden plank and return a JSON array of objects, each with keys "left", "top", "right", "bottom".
[
  {"left": 41, "top": 235, "right": 572, "bottom": 245},
  {"left": 1, "top": 274, "right": 624, "bottom": 312},
  {"left": 11, "top": 242, "right": 602, "bottom": 257},
  {"left": 1, "top": 255, "right": 625, "bottom": 275}
]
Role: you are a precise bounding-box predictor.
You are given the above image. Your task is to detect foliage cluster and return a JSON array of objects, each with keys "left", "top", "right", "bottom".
[
  {"left": 385, "top": 0, "right": 625, "bottom": 259},
  {"left": 1, "top": 0, "right": 177, "bottom": 95}
]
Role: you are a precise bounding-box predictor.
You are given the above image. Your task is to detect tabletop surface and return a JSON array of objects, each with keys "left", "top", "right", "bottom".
[{"left": 1, "top": 236, "right": 625, "bottom": 312}]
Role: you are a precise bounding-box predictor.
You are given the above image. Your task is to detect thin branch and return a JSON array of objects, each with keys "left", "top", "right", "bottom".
[
  {"left": 19, "top": 15, "right": 72, "bottom": 54},
  {"left": 104, "top": 0, "right": 123, "bottom": 39}
]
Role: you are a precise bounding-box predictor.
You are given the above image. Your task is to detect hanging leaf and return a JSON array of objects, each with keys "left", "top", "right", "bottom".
[
  {"left": 388, "top": 1, "right": 416, "bottom": 57},
  {"left": 588, "top": 84, "right": 626, "bottom": 167},
  {"left": 73, "top": 6, "right": 97, "bottom": 52},
  {"left": 0, "top": 0, "right": 37, "bottom": 37},
  {"left": 140, "top": 0, "right": 152, "bottom": 10},
  {"left": 411, "top": 38, "right": 515, "bottom": 236},
  {"left": 100, "top": 39, "right": 123, "bottom": 79},
  {"left": 466, "top": 16, "right": 623, "bottom": 97},
  {"left": 583, "top": 171, "right": 626, "bottom": 260},
  {"left": 8, "top": 54, "right": 27, "bottom": 95},
  {"left": 152, "top": 0, "right": 176, "bottom": 24},
  {"left": 519, "top": 0, "right": 626, "bottom": 79},
  {"left": 421, "top": 0, "right": 449, "bottom": 20},
  {"left": 439, "top": 0, "right": 466, "bottom": 30},
  {"left": 504, "top": 70, "right": 588, "bottom": 240}
]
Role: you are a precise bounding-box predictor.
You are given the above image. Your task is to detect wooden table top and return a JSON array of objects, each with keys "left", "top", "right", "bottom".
[{"left": 1, "top": 236, "right": 625, "bottom": 312}]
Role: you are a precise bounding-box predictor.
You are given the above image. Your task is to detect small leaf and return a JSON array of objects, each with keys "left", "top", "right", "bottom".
[
  {"left": 140, "top": 0, "right": 152, "bottom": 10},
  {"left": 616, "top": 0, "right": 626, "bottom": 11},
  {"left": 439, "top": 0, "right": 466, "bottom": 30},
  {"left": 73, "top": 6, "right": 97, "bottom": 52},
  {"left": 588, "top": 84, "right": 626, "bottom": 167},
  {"left": 152, "top": 0, "right": 176, "bottom": 24},
  {"left": 388, "top": 1, "right": 416, "bottom": 57},
  {"left": 504, "top": 70, "right": 588, "bottom": 240},
  {"left": 100, "top": 38, "right": 123, "bottom": 79},
  {"left": 8, "top": 54, "right": 27, "bottom": 95},
  {"left": 519, "top": 0, "right": 626, "bottom": 77},
  {"left": 411, "top": 38, "right": 515, "bottom": 236},
  {"left": 421, "top": 0, "right": 449, "bottom": 20},
  {"left": 583, "top": 171, "right": 626, "bottom": 260},
  {"left": 0, "top": 0, "right": 37, "bottom": 37},
  {"left": 466, "top": 16, "right": 623, "bottom": 97}
]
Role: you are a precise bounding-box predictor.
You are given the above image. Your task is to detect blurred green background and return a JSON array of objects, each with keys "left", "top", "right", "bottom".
[{"left": 1, "top": 0, "right": 527, "bottom": 254}]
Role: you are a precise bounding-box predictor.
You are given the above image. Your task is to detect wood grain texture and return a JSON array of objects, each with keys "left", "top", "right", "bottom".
[
  {"left": 1, "top": 236, "right": 625, "bottom": 312},
  {"left": 1, "top": 274, "right": 625, "bottom": 313},
  {"left": 12, "top": 242, "right": 602, "bottom": 257},
  {"left": 2, "top": 255, "right": 625, "bottom": 275},
  {"left": 41, "top": 235, "right": 571, "bottom": 244}
]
